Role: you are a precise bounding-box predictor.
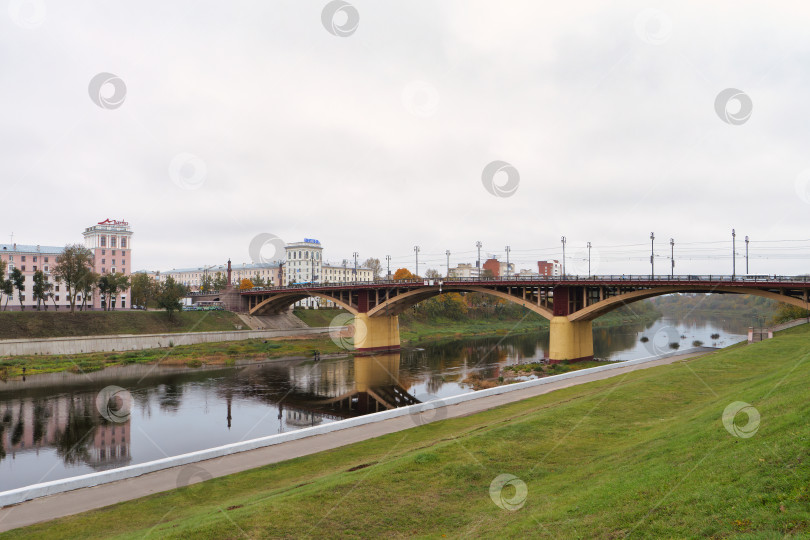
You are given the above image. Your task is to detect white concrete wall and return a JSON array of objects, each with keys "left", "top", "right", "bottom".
[{"left": 0, "top": 328, "right": 330, "bottom": 357}]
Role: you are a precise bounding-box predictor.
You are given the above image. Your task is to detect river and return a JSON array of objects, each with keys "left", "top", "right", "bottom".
[{"left": 0, "top": 314, "right": 750, "bottom": 492}]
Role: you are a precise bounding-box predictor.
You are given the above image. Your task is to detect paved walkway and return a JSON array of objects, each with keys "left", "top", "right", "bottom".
[{"left": 0, "top": 350, "right": 709, "bottom": 533}]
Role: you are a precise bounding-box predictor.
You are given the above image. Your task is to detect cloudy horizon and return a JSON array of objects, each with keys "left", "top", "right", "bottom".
[{"left": 3, "top": 0, "right": 810, "bottom": 276}]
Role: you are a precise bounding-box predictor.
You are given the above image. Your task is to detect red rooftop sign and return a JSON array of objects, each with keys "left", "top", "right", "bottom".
[{"left": 98, "top": 219, "right": 129, "bottom": 226}]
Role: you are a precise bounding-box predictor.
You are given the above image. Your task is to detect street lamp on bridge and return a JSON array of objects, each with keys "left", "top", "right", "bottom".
[
  {"left": 670, "top": 238, "right": 675, "bottom": 278},
  {"left": 476, "top": 241, "right": 482, "bottom": 273},
  {"left": 505, "top": 246, "right": 511, "bottom": 277},
  {"left": 414, "top": 245, "right": 420, "bottom": 277},
  {"left": 587, "top": 242, "right": 592, "bottom": 277},
  {"left": 561, "top": 236, "right": 566, "bottom": 277},
  {"left": 732, "top": 229, "right": 736, "bottom": 279},
  {"left": 445, "top": 250, "right": 451, "bottom": 278},
  {"left": 353, "top": 252, "right": 359, "bottom": 281},
  {"left": 745, "top": 235, "right": 749, "bottom": 274},
  {"left": 386, "top": 255, "right": 391, "bottom": 280},
  {"left": 650, "top": 232, "right": 655, "bottom": 278}
]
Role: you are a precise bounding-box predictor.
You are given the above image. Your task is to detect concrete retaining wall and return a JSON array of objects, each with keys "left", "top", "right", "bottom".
[
  {"left": 0, "top": 328, "right": 331, "bottom": 357},
  {"left": 0, "top": 349, "right": 705, "bottom": 507}
]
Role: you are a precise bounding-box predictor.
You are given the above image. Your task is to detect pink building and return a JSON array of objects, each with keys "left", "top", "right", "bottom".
[{"left": 83, "top": 219, "right": 134, "bottom": 309}]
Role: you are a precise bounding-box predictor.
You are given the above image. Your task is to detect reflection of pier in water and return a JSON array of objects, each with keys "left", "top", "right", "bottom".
[{"left": 224, "top": 354, "right": 420, "bottom": 423}]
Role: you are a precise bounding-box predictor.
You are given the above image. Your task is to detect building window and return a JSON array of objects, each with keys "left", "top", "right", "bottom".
[
  {"left": 44, "top": 257, "right": 48, "bottom": 263},
  {"left": 121, "top": 238, "right": 127, "bottom": 248},
  {"left": 33, "top": 256, "right": 37, "bottom": 262},
  {"left": 21, "top": 266, "right": 25, "bottom": 272},
  {"left": 111, "top": 237, "right": 117, "bottom": 248},
  {"left": 102, "top": 259, "right": 106, "bottom": 265},
  {"left": 56, "top": 285, "right": 60, "bottom": 291},
  {"left": 101, "top": 237, "right": 106, "bottom": 247},
  {"left": 112, "top": 250, "right": 116, "bottom": 256},
  {"left": 102, "top": 249, "right": 106, "bottom": 255},
  {"left": 102, "top": 268, "right": 106, "bottom": 274},
  {"left": 21, "top": 256, "right": 26, "bottom": 262}
]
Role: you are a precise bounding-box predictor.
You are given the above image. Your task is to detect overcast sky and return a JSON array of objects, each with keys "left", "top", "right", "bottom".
[{"left": 2, "top": 0, "right": 809, "bottom": 276}]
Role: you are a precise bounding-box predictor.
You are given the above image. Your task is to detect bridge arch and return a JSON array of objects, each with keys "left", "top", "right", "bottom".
[
  {"left": 249, "top": 292, "right": 359, "bottom": 316},
  {"left": 366, "top": 285, "right": 554, "bottom": 320},
  {"left": 568, "top": 285, "right": 810, "bottom": 322}
]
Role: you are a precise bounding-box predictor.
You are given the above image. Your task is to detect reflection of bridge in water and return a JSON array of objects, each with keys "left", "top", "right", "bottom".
[{"left": 223, "top": 354, "right": 420, "bottom": 424}]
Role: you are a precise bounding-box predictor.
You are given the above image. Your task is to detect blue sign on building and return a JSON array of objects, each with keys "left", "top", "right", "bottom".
[{"left": 304, "top": 238, "right": 321, "bottom": 245}]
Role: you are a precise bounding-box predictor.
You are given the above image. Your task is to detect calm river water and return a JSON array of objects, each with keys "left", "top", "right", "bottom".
[{"left": 0, "top": 314, "right": 749, "bottom": 491}]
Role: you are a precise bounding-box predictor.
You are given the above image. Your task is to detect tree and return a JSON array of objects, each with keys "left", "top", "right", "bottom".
[
  {"left": 80, "top": 272, "right": 100, "bottom": 311},
  {"left": 0, "top": 278, "right": 12, "bottom": 311},
  {"left": 424, "top": 268, "right": 441, "bottom": 279},
  {"left": 48, "top": 291, "right": 59, "bottom": 311},
  {"left": 32, "top": 270, "right": 52, "bottom": 311},
  {"left": 130, "top": 273, "right": 156, "bottom": 308},
  {"left": 200, "top": 273, "right": 214, "bottom": 293},
  {"left": 10, "top": 268, "right": 25, "bottom": 311},
  {"left": 157, "top": 276, "right": 185, "bottom": 320},
  {"left": 252, "top": 273, "right": 266, "bottom": 287},
  {"left": 97, "top": 274, "right": 111, "bottom": 311},
  {"left": 239, "top": 278, "right": 254, "bottom": 290},
  {"left": 213, "top": 272, "right": 228, "bottom": 291},
  {"left": 106, "top": 272, "right": 130, "bottom": 310},
  {"left": 51, "top": 244, "right": 94, "bottom": 313},
  {"left": 363, "top": 258, "right": 382, "bottom": 280},
  {"left": 393, "top": 268, "right": 415, "bottom": 281}
]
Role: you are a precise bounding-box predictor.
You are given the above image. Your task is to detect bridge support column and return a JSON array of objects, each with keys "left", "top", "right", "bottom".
[
  {"left": 354, "top": 314, "right": 401, "bottom": 353},
  {"left": 548, "top": 316, "right": 593, "bottom": 364}
]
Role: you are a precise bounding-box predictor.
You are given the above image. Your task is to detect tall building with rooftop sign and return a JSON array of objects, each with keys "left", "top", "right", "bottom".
[{"left": 83, "top": 219, "right": 134, "bottom": 309}]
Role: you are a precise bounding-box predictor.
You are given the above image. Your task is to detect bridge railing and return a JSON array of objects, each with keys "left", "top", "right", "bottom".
[{"left": 240, "top": 274, "right": 809, "bottom": 293}]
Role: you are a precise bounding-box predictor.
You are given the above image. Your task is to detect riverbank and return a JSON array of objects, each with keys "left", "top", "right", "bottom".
[
  {"left": 0, "top": 311, "right": 245, "bottom": 340},
  {"left": 4, "top": 325, "right": 808, "bottom": 537}
]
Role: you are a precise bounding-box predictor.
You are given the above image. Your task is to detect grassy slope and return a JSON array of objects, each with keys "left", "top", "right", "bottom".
[
  {"left": 5, "top": 327, "right": 809, "bottom": 539},
  {"left": 0, "top": 311, "right": 245, "bottom": 340}
]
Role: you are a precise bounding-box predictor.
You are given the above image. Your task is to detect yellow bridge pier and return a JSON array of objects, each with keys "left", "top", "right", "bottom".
[
  {"left": 353, "top": 314, "right": 401, "bottom": 353},
  {"left": 548, "top": 317, "right": 594, "bottom": 363}
]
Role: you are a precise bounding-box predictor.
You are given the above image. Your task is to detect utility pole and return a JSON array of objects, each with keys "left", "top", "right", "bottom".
[
  {"left": 414, "top": 245, "right": 420, "bottom": 277},
  {"left": 560, "top": 236, "right": 566, "bottom": 277},
  {"left": 650, "top": 232, "right": 655, "bottom": 278},
  {"left": 732, "top": 229, "right": 736, "bottom": 279},
  {"left": 745, "top": 235, "right": 749, "bottom": 274},
  {"left": 353, "top": 251, "right": 358, "bottom": 281},
  {"left": 475, "top": 241, "right": 482, "bottom": 274},
  {"left": 587, "top": 242, "right": 592, "bottom": 277},
  {"left": 505, "top": 246, "right": 511, "bottom": 278},
  {"left": 670, "top": 238, "right": 674, "bottom": 278},
  {"left": 386, "top": 255, "right": 391, "bottom": 280},
  {"left": 445, "top": 250, "right": 451, "bottom": 278}
]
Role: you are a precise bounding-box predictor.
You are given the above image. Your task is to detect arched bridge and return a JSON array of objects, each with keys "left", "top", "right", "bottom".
[{"left": 240, "top": 275, "right": 810, "bottom": 362}]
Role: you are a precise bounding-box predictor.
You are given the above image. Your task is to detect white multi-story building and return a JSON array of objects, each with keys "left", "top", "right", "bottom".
[{"left": 448, "top": 263, "right": 481, "bottom": 279}]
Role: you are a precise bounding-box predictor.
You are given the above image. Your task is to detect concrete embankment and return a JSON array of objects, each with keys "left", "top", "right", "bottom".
[{"left": 0, "top": 327, "right": 331, "bottom": 357}]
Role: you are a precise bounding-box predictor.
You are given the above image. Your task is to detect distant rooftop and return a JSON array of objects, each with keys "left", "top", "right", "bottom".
[{"left": 0, "top": 244, "right": 64, "bottom": 254}]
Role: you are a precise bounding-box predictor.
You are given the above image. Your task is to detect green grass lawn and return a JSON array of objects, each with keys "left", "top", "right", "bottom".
[
  {"left": 4, "top": 327, "right": 809, "bottom": 538},
  {"left": 0, "top": 311, "right": 245, "bottom": 340}
]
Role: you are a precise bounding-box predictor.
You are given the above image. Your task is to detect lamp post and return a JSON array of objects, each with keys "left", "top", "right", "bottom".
[
  {"left": 732, "top": 229, "right": 736, "bottom": 279},
  {"left": 745, "top": 235, "right": 749, "bottom": 275},
  {"left": 670, "top": 238, "right": 674, "bottom": 278},
  {"left": 386, "top": 255, "right": 391, "bottom": 280},
  {"left": 445, "top": 250, "right": 451, "bottom": 278},
  {"left": 353, "top": 251, "right": 358, "bottom": 282},
  {"left": 475, "top": 241, "right": 482, "bottom": 273},
  {"left": 561, "top": 236, "right": 566, "bottom": 277},
  {"left": 414, "top": 245, "right": 420, "bottom": 277},
  {"left": 650, "top": 232, "right": 655, "bottom": 278},
  {"left": 505, "top": 246, "right": 511, "bottom": 278},
  {"left": 587, "top": 242, "right": 592, "bottom": 277}
]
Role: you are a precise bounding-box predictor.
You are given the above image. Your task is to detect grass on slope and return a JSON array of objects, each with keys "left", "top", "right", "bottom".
[
  {"left": 0, "top": 311, "right": 245, "bottom": 340},
  {"left": 4, "top": 327, "right": 810, "bottom": 538}
]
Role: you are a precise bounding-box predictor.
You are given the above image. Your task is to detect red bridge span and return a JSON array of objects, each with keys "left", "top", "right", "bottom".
[{"left": 230, "top": 275, "right": 810, "bottom": 362}]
